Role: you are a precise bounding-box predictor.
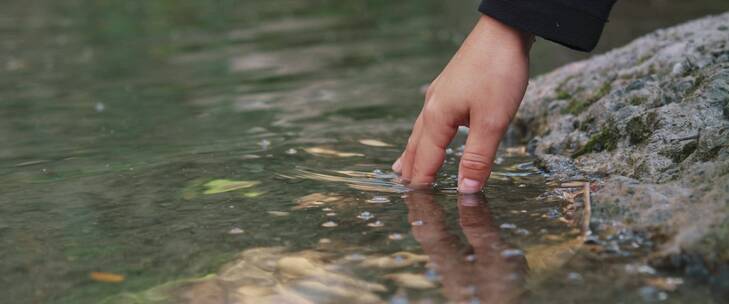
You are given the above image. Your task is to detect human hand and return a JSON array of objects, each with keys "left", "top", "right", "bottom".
[{"left": 392, "top": 15, "right": 533, "bottom": 193}]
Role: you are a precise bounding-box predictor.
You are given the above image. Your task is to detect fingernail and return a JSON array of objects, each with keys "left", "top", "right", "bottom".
[
  {"left": 392, "top": 158, "right": 402, "bottom": 173},
  {"left": 458, "top": 178, "right": 482, "bottom": 194}
]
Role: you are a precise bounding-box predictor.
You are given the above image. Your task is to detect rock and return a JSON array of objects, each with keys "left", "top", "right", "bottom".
[{"left": 511, "top": 12, "right": 729, "bottom": 273}]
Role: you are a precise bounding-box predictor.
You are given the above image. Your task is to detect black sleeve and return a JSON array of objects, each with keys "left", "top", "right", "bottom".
[{"left": 479, "top": 0, "right": 617, "bottom": 52}]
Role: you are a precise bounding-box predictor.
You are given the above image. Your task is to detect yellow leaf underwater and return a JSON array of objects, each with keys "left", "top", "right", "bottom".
[
  {"left": 203, "top": 179, "right": 260, "bottom": 194},
  {"left": 358, "top": 139, "right": 392, "bottom": 147},
  {"left": 304, "top": 147, "right": 364, "bottom": 157},
  {"left": 384, "top": 273, "right": 436, "bottom": 289},
  {"left": 90, "top": 271, "right": 125, "bottom": 283}
]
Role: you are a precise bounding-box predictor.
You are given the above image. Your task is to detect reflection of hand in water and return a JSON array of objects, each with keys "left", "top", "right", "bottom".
[{"left": 405, "top": 192, "right": 527, "bottom": 303}]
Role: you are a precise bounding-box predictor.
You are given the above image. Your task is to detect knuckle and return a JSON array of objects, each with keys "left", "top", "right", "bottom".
[
  {"left": 479, "top": 118, "right": 510, "bottom": 135},
  {"left": 421, "top": 103, "right": 441, "bottom": 124},
  {"left": 460, "top": 151, "right": 491, "bottom": 172}
]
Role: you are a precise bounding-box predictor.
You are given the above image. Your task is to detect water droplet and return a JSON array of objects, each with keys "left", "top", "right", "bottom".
[
  {"left": 366, "top": 196, "right": 390, "bottom": 204},
  {"left": 228, "top": 228, "right": 244, "bottom": 234},
  {"left": 388, "top": 233, "right": 403, "bottom": 240},
  {"left": 445, "top": 148, "right": 454, "bottom": 155},
  {"left": 500, "top": 249, "right": 524, "bottom": 257},
  {"left": 368, "top": 220, "right": 384, "bottom": 227},
  {"left": 321, "top": 221, "right": 338, "bottom": 228},
  {"left": 411, "top": 220, "right": 424, "bottom": 226},
  {"left": 465, "top": 254, "right": 476, "bottom": 262},
  {"left": 285, "top": 148, "right": 297, "bottom": 155},
  {"left": 357, "top": 211, "right": 375, "bottom": 220},
  {"left": 500, "top": 223, "right": 517, "bottom": 229}
]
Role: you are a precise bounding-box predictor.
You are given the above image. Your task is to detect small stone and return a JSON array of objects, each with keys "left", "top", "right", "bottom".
[
  {"left": 465, "top": 254, "right": 476, "bottom": 262},
  {"left": 500, "top": 223, "right": 517, "bottom": 230},
  {"left": 500, "top": 249, "right": 524, "bottom": 258},
  {"left": 411, "top": 220, "right": 424, "bottom": 226},
  {"left": 321, "top": 207, "right": 333, "bottom": 211},
  {"left": 228, "top": 228, "right": 244, "bottom": 234},
  {"left": 567, "top": 272, "right": 583, "bottom": 282},
  {"left": 326, "top": 212, "right": 337, "bottom": 217},
  {"left": 366, "top": 196, "right": 390, "bottom": 204},
  {"left": 319, "top": 238, "right": 331, "bottom": 244},
  {"left": 367, "top": 220, "right": 384, "bottom": 227},
  {"left": 357, "top": 211, "right": 375, "bottom": 220},
  {"left": 285, "top": 148, "right": 297, "bottom": 155},
  {"left": 321, "top": 221, "right": 338, "bottom": 228},
  {"left": 388, "top": 233, "right": 404, "bottom": 240},
  {"left": 267, "top": 211, "right": 290, "bottom": 217}
]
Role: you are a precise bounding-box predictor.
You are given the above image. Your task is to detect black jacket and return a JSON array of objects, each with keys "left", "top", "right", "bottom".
[{"left": 479, "top": 0, "right": 617, "bottom": 51}]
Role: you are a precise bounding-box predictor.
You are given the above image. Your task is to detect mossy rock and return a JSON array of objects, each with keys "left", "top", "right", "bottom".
[
  {"left": 561, "top": 82, "right": 612, "bottom": 115},
  {"left": 626, "top": 112, "right": 658, "bottom": 145},
  {"left": 572, "top": 121, "right": 620, "bottom": 157}
]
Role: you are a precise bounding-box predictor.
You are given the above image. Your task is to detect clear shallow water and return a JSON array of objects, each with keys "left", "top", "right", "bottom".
[{"left": 1, "top": 1, "right": 727, "bottom": 303}]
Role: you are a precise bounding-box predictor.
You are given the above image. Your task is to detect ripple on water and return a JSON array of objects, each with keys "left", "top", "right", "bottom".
[{"left": 321, "top": 221, "right": 338, "bottom": 228}]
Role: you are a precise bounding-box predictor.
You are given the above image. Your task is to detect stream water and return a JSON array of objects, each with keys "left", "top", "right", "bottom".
[{"left": 1, "top": 1, "right": 728, "bottom": 303}]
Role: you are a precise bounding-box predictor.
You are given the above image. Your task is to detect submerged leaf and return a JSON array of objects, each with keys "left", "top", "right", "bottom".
[
  {"left": 203, "top": 179, "right": 260, "bottom": 194},
  {"left": 90, "top": 271, "right": 125, "bottom": 283},
  {"left": 384, "top": 273, "right": 436, "bottom": 289},
  {"left": 358, "top": 139, "right": 392, "bottom": 147},
  {"left": 304, "top": 147, "right": 364, "bottom": 157}
]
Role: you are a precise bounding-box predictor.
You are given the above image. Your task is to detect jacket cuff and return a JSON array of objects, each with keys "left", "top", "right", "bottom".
[{"left": 479, "top": 0, "right": 612, "bottom": 52}]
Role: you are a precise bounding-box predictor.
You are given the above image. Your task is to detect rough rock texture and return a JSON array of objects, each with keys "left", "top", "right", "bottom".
[{"left": 511, "top": 12, "right": 729, "bottom": 267}]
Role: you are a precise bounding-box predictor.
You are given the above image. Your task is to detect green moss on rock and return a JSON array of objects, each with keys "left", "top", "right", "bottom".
[
  {"left": 626, "top": 112, "right": 658, "bottom": 145},
  {"left": 572, "top": 121, "right": 620, "bottom": 158},
  {"left": 561, "top": 82, "right": 612, "bottom": 115}
]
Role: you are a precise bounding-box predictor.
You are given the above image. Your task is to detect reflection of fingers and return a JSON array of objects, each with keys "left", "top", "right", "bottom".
[
  {"left": 458, "top": 194, "right": 500, "bottom": 251},
  {"left": 405, "top": 192, "right": 471, "bottom": 302}
]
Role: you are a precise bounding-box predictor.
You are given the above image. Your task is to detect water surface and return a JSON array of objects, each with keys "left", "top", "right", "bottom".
[{"left": 1, "top": 0, "right": 727, "bottom": 303}]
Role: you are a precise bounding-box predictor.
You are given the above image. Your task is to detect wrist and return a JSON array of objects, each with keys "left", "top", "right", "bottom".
[{"left": 475, "top": 14, "right": 534, "bottom": 53}]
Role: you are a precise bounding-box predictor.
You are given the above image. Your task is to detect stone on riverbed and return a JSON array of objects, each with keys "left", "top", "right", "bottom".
[{"left": 510, "top": 12, "right": 729, "bottom": 273}]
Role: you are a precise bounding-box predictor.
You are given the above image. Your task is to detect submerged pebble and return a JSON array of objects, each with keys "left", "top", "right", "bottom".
[
  {"left": 228, "top": 228, "right": 245, "bottom": 234},
  {"left": 388, "top": 233, "right": 403, "bottom": 240},
  {"left": 366, "top": 196, "right": 391, "bottom": 204},
  {"left": 500, "top": 223, "right": 517, "bottom": 230},
  {"left": 500, "top": 249, "right": 524, "bottom": 258},
  {"left": 321, "top": 221, "right": 338, "bottom": 228},
  {"left": 357, "top": 211, "right": 375, "bottom": 220},
  {"left": 368, "top": 221, "right": 384, "bottom": 228}
]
